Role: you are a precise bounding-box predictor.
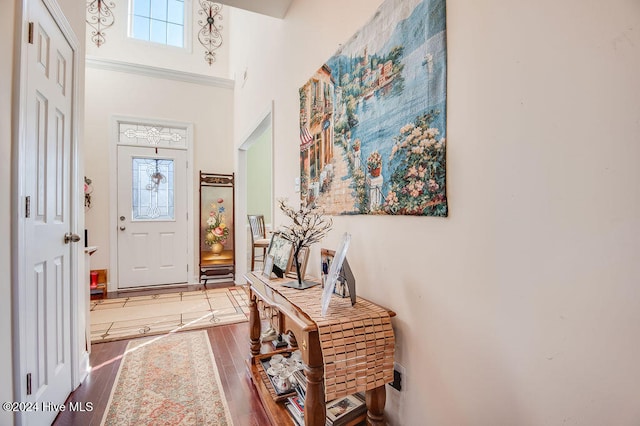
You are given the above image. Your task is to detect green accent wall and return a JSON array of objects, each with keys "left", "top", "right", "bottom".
[{"left": 246, "top": 126, "right": 272, "bottom": 225}]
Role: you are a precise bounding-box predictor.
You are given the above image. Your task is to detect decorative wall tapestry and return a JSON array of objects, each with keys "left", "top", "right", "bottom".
[{"left": 299, "top": 0, "right": 447, "bottom": 216}]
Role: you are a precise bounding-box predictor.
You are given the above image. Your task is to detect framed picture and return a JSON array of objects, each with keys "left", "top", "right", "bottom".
[
  {"left": 262, "top": 254, "right": 274, "bottom": 278},
  {"left": 267, "top": 233, "right": 293, "bottom": 276},
  {"left": 321, "top": 248, "right": 345, "bottom": 295},
  {"left": 321, "top": 232, "right": 351, "bottom": 316},
  {"left": 285, "top": 246, "right": 310, "bottom": 280},
  {"left": 326, "top": 393, "right": 365, "bottom": 423},
  {"left": 320, "top": 248, "right": 334, "bottom": 288}
]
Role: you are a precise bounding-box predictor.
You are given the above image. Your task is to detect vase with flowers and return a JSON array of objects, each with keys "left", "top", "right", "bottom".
[
  {"left": 367, "top": 150, "right": 382, "bottom": 177},
  {"left": 205, "top": 199, "right": 229, "bottom": 255},
  {"left": 277, "top": 198, "right": 333, "bottom": 289}
]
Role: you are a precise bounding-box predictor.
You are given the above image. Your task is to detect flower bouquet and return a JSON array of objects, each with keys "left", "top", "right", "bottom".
[
  {"left": 205, "top": 199, "right": 229, "bottom": 254},
  {"left": 367, "top": 151, "right": 382, "bottom": 177}
]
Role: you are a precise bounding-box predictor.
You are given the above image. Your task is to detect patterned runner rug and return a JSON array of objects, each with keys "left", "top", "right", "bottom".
[
  {"left": 91, "top": 287, "right": 249, "bottom": 343},
  {"left": 101, "top": 330, "right": 234, "bottom": 426}
]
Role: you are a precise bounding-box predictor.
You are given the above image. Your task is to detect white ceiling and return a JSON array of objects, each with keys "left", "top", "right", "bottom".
[{"left": 218, "top": 0, "right": 293, "bottom": 19}]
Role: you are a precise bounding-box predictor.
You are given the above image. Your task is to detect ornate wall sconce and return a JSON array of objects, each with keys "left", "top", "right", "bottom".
[
  {"left": 86, "top": 0, "right": 116, "bottom": 47},
  {"left": 197, "top": 0, "right": 223, "bottom": 65}
]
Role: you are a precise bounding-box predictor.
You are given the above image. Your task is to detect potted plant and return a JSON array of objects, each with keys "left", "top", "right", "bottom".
[
  {"left": 277, "top": 199, "right": 333, "bottom": 289},
  {"left": 367, "top": 150, "right": 382, "bottom": 177},
  {"left": 353, "top": 139, "right": 361, "bottom": 152}
]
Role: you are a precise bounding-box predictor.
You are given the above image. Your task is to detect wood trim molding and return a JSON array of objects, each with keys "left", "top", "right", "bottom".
[{"left": 85, "top": 56, "right": 235, "bottom": 89}]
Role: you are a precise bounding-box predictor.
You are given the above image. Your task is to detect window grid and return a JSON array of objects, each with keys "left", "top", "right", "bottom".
[{"left": 131, "top": 0, "right": 185, "bottom": 47}]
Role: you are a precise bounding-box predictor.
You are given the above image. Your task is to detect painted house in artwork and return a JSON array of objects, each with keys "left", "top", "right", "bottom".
[{"left": 299, "top": 65, "right": 335, "bottom": 205}]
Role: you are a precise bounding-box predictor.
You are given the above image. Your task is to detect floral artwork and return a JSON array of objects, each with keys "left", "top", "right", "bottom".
[
  {"left": 84, "top": 176, "right": 93, "bottom": 209},
  {"left": 299, "top": 0, "right": 447, "bottom": 216},
  {"left": 205, "top": 198, "right": 229, "bottom": 246}
]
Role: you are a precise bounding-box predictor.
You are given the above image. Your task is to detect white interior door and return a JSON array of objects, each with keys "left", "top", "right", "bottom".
[
  {"left": 22, "top": 0, "right": 74, "bottom": 423},
  {"left": 117, "top": 145, "right": 188, "bottom": 288}
]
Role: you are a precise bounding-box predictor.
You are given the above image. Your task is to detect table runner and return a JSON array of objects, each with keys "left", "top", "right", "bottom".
[{"left": 262, "top": 276, "right": 395, "bottom": 401}]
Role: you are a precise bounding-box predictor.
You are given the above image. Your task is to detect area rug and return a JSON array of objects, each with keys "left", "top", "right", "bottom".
[
  {"left": 91, "top": 287, "right": 249, "bottom": 343},
  {"left": 101, "top": 330, "right": 234, "bottom": 426}
]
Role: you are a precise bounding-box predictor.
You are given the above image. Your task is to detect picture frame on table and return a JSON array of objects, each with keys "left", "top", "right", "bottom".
[
  {"left": 320, "top": 248, "right": 334, "bottom": 288},
  {"left": 262, "top": 254, "right": 274, "bottom": 278},
  {"left": 266, "top": 233, "right": 293, "bottom": 278},
  {"left": 285, "top": 246, "right": 310, "bottom": 280},
  {"left": 321, "top": 248, "right": 352, "bottom": 299},
  {"left": 321, "top": 233, "right": 351, "bottom": 316}
]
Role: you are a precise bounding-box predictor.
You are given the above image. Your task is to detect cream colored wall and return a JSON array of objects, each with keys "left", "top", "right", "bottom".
[
  {"left": 2, "top": 0, "right": 86, "bottom": 424},
  {"left": 247, "top": 127, "right": 273, "bottom": 225},
  {"left": 86, "top": 0, "right": 230, "bottom": 78},
  {"left": 230, "top": 0, "right": 640, "bottom": 424},
  {"left": 84, "top": 67, "right": 233, "bottom": 284}
]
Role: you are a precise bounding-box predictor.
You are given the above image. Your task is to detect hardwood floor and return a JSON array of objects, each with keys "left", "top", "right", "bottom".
[{"left": 53, "top": 322, "right": 271, "bottom": 426}]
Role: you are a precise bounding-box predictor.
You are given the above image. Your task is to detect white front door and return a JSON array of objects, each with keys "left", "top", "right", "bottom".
[
  {"left": 117, "top": 145, "right": 189, "bottom": 288},
  {"left": 22, "top": 0, "right": 74, "bottom": 423}
]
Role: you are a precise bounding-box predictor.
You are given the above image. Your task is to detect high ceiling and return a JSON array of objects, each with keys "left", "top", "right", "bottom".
[{"left": 218, "top": 0, "right": 293, "bottom": 19}]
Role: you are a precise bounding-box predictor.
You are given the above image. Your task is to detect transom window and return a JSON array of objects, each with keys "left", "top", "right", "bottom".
[{"left": 131, "top": 0, "right": 185, "bottom": 47}]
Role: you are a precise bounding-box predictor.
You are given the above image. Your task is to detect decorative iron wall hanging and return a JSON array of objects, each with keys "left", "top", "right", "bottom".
[
  {"left": 86, "top": 0, "right": 116, "bottom": 47},
  {"left": 299, "top": 0, "right": 448, "bottom": 217},
  {"left": 197, "top": 0, "right": 223, "bottom": 65}
]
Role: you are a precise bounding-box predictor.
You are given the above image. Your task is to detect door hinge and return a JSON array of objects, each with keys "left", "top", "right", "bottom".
[
  {"left": 28, "top": 22, "right": 34, "bottom": 44},
  {"left": 26, "top": 373, "right": 32, "bottom": 395},
  {"left": 25, "top": 196, "right": 31, "bottom": 218},
  {"left": 187, "top": 264, "right": 189, "bottom": 272}
]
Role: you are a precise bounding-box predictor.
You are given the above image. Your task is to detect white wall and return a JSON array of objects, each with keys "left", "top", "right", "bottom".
[
  {"left": 84, "top": 67, "right": 234, "bottom": 285},
  {"left": 230, "top": 0, "right": 640, "bottom": 424},
  {"left": 86, "top": 0, "right": 230, "bottom": 78}
]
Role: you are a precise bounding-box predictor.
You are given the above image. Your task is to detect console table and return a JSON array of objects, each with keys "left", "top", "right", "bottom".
[{"left": 244, "top": 272, "right": 396, "bottom": 426}]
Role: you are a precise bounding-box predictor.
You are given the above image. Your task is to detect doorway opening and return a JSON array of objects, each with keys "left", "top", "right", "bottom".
[{"left": 237, "top": 103, "right": 274, "bottom": 278}]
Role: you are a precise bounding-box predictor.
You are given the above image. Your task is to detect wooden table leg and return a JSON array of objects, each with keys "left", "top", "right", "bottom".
[
  {"left": 249, "top": 291, "right": 261, "bottom": 356},
  {"left": 304, "top": 363, "right": 326, "bottom": 426},
  {"left": 365, "top": 385, "right": 386, "bottom": 425}
]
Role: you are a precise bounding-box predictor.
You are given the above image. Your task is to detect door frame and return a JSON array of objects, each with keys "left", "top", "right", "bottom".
[
  {"left": 12, "top": 0, "right": 86, "bottom": 420},
  {"left": 109, "top": 115, "right": 194, "bottom": 290},
  {"left": 236, "top": 101, "right": 275, "bottom": 283}
]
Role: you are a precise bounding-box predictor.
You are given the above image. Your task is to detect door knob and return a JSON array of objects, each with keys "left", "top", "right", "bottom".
[
  {"left": 119, "top": 226, "right": 126, "bottom": 231},
  {"left": 64, "top": 233, "right": 81, "bottom": 244}
]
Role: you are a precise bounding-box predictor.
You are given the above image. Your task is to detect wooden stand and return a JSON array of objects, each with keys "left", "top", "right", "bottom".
[
  {"left": 245, "top": 272, "right": 394, "bottom": 426},
  {"left": 199, "top": 172, "right": 235, "bottom": 283}
]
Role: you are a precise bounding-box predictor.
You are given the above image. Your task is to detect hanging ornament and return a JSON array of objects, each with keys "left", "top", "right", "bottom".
[{"left": 197, "top": 1, "right": 223, "bottom": 65}]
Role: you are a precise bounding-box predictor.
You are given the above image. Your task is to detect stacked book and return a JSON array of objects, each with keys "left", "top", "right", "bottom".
[
  {"left": 284, "top": 369, "right": 366, "bottom": 426},
  {"left": 325, "top": 393, "right": 366, "bottom": 426},
  {"left": 285, "top": 395, "right": 305, "bottom": 426},
  {"left": 291, "top": 369, "right": 307, "bottom": 400}
]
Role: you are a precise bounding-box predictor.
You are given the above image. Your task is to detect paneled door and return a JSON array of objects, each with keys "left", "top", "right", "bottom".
[
  {"left": 117, "top": 145, "right": 189, "bottom": 288},
  {"left": 22, "top": 0, "right": 75, "bottom": 423}
]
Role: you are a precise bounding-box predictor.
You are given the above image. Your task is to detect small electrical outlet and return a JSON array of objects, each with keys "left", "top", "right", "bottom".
[{"left": 389, "top": 362, "right": 405, "bottom": 391}]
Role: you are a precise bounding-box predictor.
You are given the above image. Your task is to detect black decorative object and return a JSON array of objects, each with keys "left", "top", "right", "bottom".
[
  {"left": 197, "top": 0, "right": 223, "bottom": 65},
  {"left": 86, "top": 0, "right": 115, "bottom": 47}
]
